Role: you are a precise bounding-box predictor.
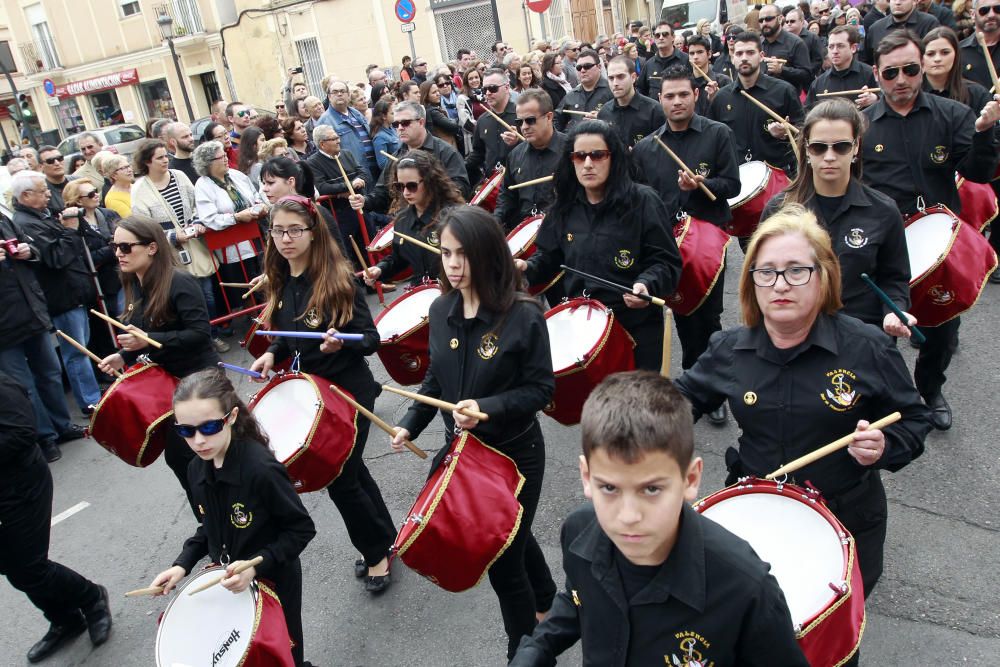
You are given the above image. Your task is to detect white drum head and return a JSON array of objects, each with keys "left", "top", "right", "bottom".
[
  {"left": 507, "top": 219, "right": 543, "bottom": 256},
  {"left": 252, "top": 378, "right": 320, "bottom": 463},
  {"left": 700, "top": 492, "right": 846, "bottom": 627},
  {"left": 155, "top": 568, "right": 256, "bottom": 667},
  {"left": 369, "top": 224, "right": 394, "bottom": 251},
  {"left": 906, "top": 213, "right": 955, "bottom": 281},
  {"left": 546, "top": 305, "right": 610, "bottom": 372},
  {"left": 377, "top": 287, "right": 441, "bottom": 340},
  {"left": 728, "top": 161, "right": 769, "bottom": 207}
]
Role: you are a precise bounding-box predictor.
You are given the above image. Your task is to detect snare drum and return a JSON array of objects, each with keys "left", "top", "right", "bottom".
[
  {"left": 543, "top": 298, "right": 636, "bottom": 426},
  {"left": 694, "top": 479, "right": 865, "bottom": 667},
  {"left": 155, "top": 566, "right": 294, "bottom": 667},
  {"left": 506, "top": 214, "right": 543, "bottom": 260},
  {"left": 471, "top": 166, "right": 505, "bottom": 212},
  {"left": 392, "top": 431, "right": 524, "bottom": 592},
  {"left": 905, "top": 204, "right": 998, "bottom": 327},
  {"left": 726, "top": 161, "right": 790, "bottom": 237},
  {"left": 88, "top": 363, "right": 178, "bottom": 467},
  {"left": 367, "top": 223, "right": 413, "bottom": 282},
  {"left": 956, "top": 175, "right": 998, "bottom": 232},
  {"left": 375, "top": 282, "right": 442, "bottom": 385},
  {"left": 241, "top": 301, "right": 275, "bottom": 359},
  {"left": 249, "top": 373, "right": 359, "bottom": 493},
  {"left": 667, "top": 215, "right": 733, "bottom": 316}
]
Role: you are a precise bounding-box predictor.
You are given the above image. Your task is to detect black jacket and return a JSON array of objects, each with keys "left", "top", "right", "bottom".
[
  {"left": 541, "top": 76, "right": 568, "bottom": 110},
  {"left": 80, "top": 208, "right": 122, "bottom": 299},
  {"left": 306, "top": 149, "right": 372, "bottom": 222},
  {"left": 635, "top": 49, "right": 691, "bottom": 101},
  {"left": 494, "top": 132, "right": 567, "bottom": 231},
  {"left": 0, "top": 371, "right": 43, "bottom": 498},
  {"left": 365, "top": 131, "right": 471, "bottom": 213},
  {"left": 596, "top": 92, "right": 666, "bottom": 149},
  {"left": 555, "top": 82, "right": 614, "bottom": 132},
  {"left": 374, "top": 205, "right": 447, "bottom": 285},
  {"left": 0, "top": 213, "right": 51, "bottom": 348},
  {"left": 465, "top": 99, "right": 518, "bottom": 182},
  {"left": 805, "top": 57, "right": 878, "bottom": 108},
  {"left": 959, "top": 32, "right": 1000, "bottom": 90},
  {"left": 510, "top": 503, "right": 808, "bottom": 667},
  {"left": 761, "top": 29, "right": 814, "bottom": 91},
  {"left": 862, "top": 10, "right": 940, "bottom": 63}
]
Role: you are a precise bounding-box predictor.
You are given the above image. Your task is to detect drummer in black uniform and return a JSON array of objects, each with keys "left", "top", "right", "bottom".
[
  {"left": 249, "top": 196, "right": 396, "bottom": 594},
  {"left": 958, "top": 0, "right": 1000, "bottom": 89},
  {"left": 554, "top": 49, "right": 614, "bottom": 132},
  {"left": 861, "top": 30, "right": 1000, "bottom": 430},
  {"left": 635, "top": 21, "right": 690, "bottom": 102},
  {"left": 758, "top": 3, "right": 815, "bottom": 93},
  {"left": 390, "top": 206, "right": 556, "bottom": 661},
  {"left": 805, "top": 26, "right": 879, "bottom": 108},
  {"left": 494, "top": 89, "right": 567, "bottom": 232},
  {"left": 150, "top": 369, "right": 316, "bottom": 666},
  {"left": 465, "top": 68, "right": 520, "bottom": 184},
  {"left": 596, "top": 56, "right": 666, "bottom": 150},
  {"left": 686, "top": 36, "right": 731, "bottom": 117},
  {"left": 517, "top": 120, "right": 683, "bottom": 371}
]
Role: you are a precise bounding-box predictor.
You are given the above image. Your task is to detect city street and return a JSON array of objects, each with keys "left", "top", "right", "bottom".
[{"left": 1, "top": 244, "right": 999, "bottom": 665}]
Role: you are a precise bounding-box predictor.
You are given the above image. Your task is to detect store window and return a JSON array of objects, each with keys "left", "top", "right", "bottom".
[
  {"left": 56, "top": 98, "right": 85, "bottom": 135},
  {"left": 89, "top": 90, "right": 123, "bottom": 127},
  {"left": 141, "top": 79, "right": 176, "bottom": 121}
]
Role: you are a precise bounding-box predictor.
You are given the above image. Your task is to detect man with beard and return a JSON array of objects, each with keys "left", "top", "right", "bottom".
[
  {"left": 959, "top": 0, "right": 1000, "bottom": 88},
  {"left": 863, "top": 0, "right": 890, "bottom": 32},
  {"left": 758, "top": 3, "right": 815, "bottom": 92},
  {"left": 862, "top": 0, "right": 940, "bottom": 63},
  {"left": 635, "top": 22, "right": 691, "bottom": 102},
  {"left": 805, "top": 26, "right": 878, "bottom": 108},
  {"left": 555, "top": 49, "right": 614, "bottom": 132},
  {"left": 597, "top": 56, "right": 666, "bottom": 149},
  {"left": 166, "top": 122, "right": 198, "bottom": 184}
]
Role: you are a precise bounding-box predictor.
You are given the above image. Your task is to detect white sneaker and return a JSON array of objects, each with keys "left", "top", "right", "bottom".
[{"left": 212, "top": 338, "right": 231, "bottom": 353}]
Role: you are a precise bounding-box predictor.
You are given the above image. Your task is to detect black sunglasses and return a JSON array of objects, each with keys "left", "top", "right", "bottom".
[
  {"left": 392, "top": 180, "right": 423, "bottom": 193},
  {"left": 81, "top": 191, "right": 99, "bottom": 199},
  {"left": 436, "top": 80, "right": 452, "bottom": 87},
  {"left": 483, "top": 84, "right": 506, "bottom": 93},
  {"left": 391, "top": 119, "right": 416, "bottom": 129},
  {"left": 653, "top": 31, "right": 672, "bottom": 38},
  {"left": 806, "top": 140, "right": 855, "bottom": 156},
  {"left": 43, "top": 155, "right": 65, "bottom": 164},
  {"left": 880, "top": 62, "right": 920, "bottom": 80},
  {"left": 978, "top": 4, "right": 1000, "bottom": 15},
  {"left": 515, "top": 116, "right": 540, "bottom": 127},
  {"left": 576, "top": 62, "right": 598, "bottom": 72},
  {"left": 760, "top": 14, "right": 780, "bottom": 22},
  {"left": 174, "top": 417, "right": 228, "bottom": 438},
  {"left": 569, "top": 149, "right": 611, "bottom": 163},
  {"left": 109, "top": 241, "right": 150, "bottom": 254}
]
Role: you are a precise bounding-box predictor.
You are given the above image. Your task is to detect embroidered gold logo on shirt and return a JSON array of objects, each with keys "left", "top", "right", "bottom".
[
  {"left": 743, "top": 391, "right": 757, "bottom": 406},
  {"left": 303, "top": 307, "right": 322, "bottom": 329},
  {"left": 845, "top": 228, "right": 868, "bottom": 249},
  {"left": 821, "top": 369, "right": 861, "bottom": 412},
  {"left": 427, "top": 230, "right": 440, "bottom": 247},
  {"left": 874, "top": 144, "right": 884, "bottom": 153},
  {"left": 669, "top": 633, "right": 711, "bottom": 666},
  {"left": 614, "top": 249, "right": 634, "bottom": 269},
  {"left": 929, "top": 145, "right": 948, "bottom": 164},
  {"left": 449, "top": 338, "right": 459, "bottom": 350},
  {"left": 477, "top": 333, "right": 499, "bottom": 360},
  {"left": 230, "top": 502, "right": 253, "bottom": 529},
  {"left": 566, "top": 233, "right": 574, "bottom": 242},
  {"left": 696, "top": 162, "right": 710, "bottom": 177}
]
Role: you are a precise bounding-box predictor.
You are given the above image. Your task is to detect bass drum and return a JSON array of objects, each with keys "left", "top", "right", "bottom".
[
  {"left": 367, "top": 223, "right": 413, "bottom": 282},
  {"left": 471, "top": 166, "right": 505, "bottom": 212},
  {"left": 667, "top": 215, "right": 732, "bottom": 316}
]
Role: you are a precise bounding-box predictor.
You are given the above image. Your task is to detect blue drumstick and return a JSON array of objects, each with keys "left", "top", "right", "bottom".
[
  {"left": 217, "top": 362, "right": 266, "bottom": 379},
  {"left": 859, "top": 273, "right": 926, "bottom": 344},
  {"left": 255, "top": 330, "right": 364, "bottom": 342}
]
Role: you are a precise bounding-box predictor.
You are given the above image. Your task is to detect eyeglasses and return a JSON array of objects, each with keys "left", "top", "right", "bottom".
[
  {"left": 392, "top": 180, "right": 423, "bottom": 193},
  {"left": 749, "top": 265, "right": 816, "bottom": 287},
  {"left": 978, "top": 4, "right": 1000, "bottom": 14},
  {"left": 43, "top": 155, "right": 64, "bottom": 165},
  {"left": 805, "top": 140, "right": 855, "bottom": 156},
  {"left": 391, "top": 119, "right": 416, "bottom": 129},
  {"left": 515, "top": 116, "right": 540, "bottom": 127},
  {"left": 569, "top": 149, "right": 611, "bottom": 163},
  {"left": 483, "top": 84, "right": 507, "bottom": 93},
  {"left": 653, "top": 31, "right": 672, "bottom": 38},
  {"left": 269, "top": 226, "right": 311, "bottom": 239},
  {"left": 880, "top": 62, "right": 920, "bottom": 80},
  {"left": 115, "top": 165, "right": 132, "bottom": 172},
  {"left": 328, "top": 88, "right": 348, "bottom": 95},
  {"left": 109, "top": 241, "right": 151, "bottom": 254},
  {"left": 437, "top": 81, "right": 452, "bottom": 87},
  {"left": 576, "top": 62, "right": 598, "bottom": 72},
  {"left": 174, "top": 417, "right": 228, "bottom": 438},
  {"left": 212, "top": 154, "right": 228, "bottom": 162}
]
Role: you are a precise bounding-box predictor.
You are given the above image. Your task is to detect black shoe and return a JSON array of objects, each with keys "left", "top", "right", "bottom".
[
  {"left": 27, "top": 617, "right": 86, "bottom": 663},
  {"left": 55, "top": 424, "right": 86, "bottom": 444},
  {"left": 926, "top": 394, "right": 952, "bottom": 431},
  {"left": 38, "top": 440, "right": 62, "bottom": 463},
  {"left": 909, "top": 337, "right": 921, "bottom": 349},
  {"left": 989, "top": 269, "right": 1000, "bottom": 285},
  {"left": 354, "top": 559, "right": 367, "bottom": 578},
  {"left": 707, "top": 404, "right": 728, "bottom": 426},
  {"left": 81, "top": 585, "right": 112, "bottom": 646},
  {"left": 364, "top": 573, "right": 391, "bottom": 595},
  {"left": 81, "top": 405, "right": 95, "bottom": 417}
]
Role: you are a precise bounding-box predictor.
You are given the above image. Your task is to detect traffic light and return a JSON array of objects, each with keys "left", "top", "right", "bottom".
[{"left": 18, "top": 93, "right": 32, "bottom": 120}]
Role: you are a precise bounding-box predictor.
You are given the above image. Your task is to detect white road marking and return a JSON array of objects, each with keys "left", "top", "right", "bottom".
[{"left": 51, "top": 501, "right": 90, "bottom": 526}]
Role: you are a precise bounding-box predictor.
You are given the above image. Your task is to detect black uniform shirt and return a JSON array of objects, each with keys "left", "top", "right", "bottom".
[
  {"left": 959, "top": 33, "right": 1000, "bottom": 90},
  {"left": 762, "top": 181, "right": 911, "bottom": 326},
  {"left": 632, "top": 115, "right": 742, "bottom": 226},
  {"left": 374, "top": 205, "right": 444, "bottom": 285},
  {"left": 510, "top": 503, "right": 808, "bottom": 667},
  {"left": 805, "top": 57, "right": 878, "bottom": 108},
  {"left": 861, "top": 91, "right": 998, "bottom": 216},
  {"left": 761, "top": 29, "right": 814, "bottom": 91},
  {"left": 693, "top": 72, "right": 732, "bottom": 117},
  {"left": 862, "top": 10, "right": 940, "bottom": 63},
  {"left": 675, "top": 313, "right": 931, "bottom": 499},
  {"left": 365, "top": 131, "right": 471, "bottom": 212},
  {"left": 173, "top": 438, "right": 316, "bottom": 581},
  {"left": 398, "top": 291, "right": 554, "bottom": 449},
  {"left": 555, "top": 82, "right": 614, "bottom": 132},
  {"left": 709, "top": 73, "right": 805, "bottom": 174},
  {"left": 524, "top": 183, "right": 683, "bottom": 332},
  {"left": 494, "top": 131, "right": 567, "bottom": 231},
  {"left": 799, "top": 28, "right": 825, "bottom": 76},
  {"left": 121, "top": 270, "right": 220, "bottom": 378},
  {"left": 596, "top": 91, "right": 667, "bottom": 149},
  {"left": 635, "top": 50, "right": 691, "bottom": 101},
  {"left": 466, "top": 99, "right": 518, "bottom": 182},
  {"left": 712, "top": 53, "right": 737, "bottom": 81}
]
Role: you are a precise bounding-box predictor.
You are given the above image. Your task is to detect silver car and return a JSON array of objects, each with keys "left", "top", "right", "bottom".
[{"left": 57, "top": 124, "right": 147, "bottom": 159}]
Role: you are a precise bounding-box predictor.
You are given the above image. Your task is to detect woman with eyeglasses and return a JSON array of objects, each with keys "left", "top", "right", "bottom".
[
  {"left": 98, "top": 218, "right": 221, "bottom": 516},
  {"left": 517, "top": 120, "right": 682, "bottom": 371},
  {"left": 202, "top": 121, "right": 238, "bottom": 168},
  {"left": 760, "top": 100, "right": 915, "bottom": 339},
  {"left": 540, "top": 52, "right": 572, "bottom": 110},
  {"left": 675, "top": 206, "right": 931, "bottom": 607},
  {"left": 99, "top": 154, "right": 134, "bottom": 218},
  {"left": 248, "top": 196, "right": 396, "bottom": 595},
  {"left": 357, "top": 150, "right": 465, "bottom": 287},
  {"left": 150, "top": 368, "right": 316, "bottom": 667},
  {"left": 260, "top": 156, "right": 347, "bottom": 255}
]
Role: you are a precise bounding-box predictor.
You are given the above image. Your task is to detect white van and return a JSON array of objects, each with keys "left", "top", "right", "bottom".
[{"left": 660, "top": 0, "right": 749, "bottom": 34}]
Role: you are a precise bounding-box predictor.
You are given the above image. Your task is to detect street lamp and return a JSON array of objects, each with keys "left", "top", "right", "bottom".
[{"left": 156, "top": 11, "right": 195, "bottom": 122}]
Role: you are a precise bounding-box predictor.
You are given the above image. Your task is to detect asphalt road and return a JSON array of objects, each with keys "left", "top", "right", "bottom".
[{"left": 2, "top": 245, "right": 999, "bottom": 666}]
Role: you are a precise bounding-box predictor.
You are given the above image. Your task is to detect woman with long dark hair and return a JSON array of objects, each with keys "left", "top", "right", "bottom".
[
  {"left": 540, "top": 52, "right": 572, "bottom": 114},
  {"left": 391, "top": 205, "right": 556, "bottom": 660},
  {"left": 281, "top": 117, "right": 315, "bottom": 160},
  {"left": 517, "top": 120, "right": 682, "bottom": 371},
  {"left": 260, "top": 156, "right": 347, "bottom": 254},
  {"left": 923, "top": 26, "right": 993, "bottom": 110},
  {"left": 236, "top": 126, "right": 265, "bottom": 186},
  {"left": 420, "top": 80, "right": 462, "bottom": 151},
  {"left": 249, "top": 197, "right": 396, "bottom": 594}
]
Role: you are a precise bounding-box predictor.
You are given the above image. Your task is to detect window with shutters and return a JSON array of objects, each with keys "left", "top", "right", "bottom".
[
  {"left": 432, "top": 1, "right": 498, "bottom": 65},
  {"left": 119, "top": 0, "right": 141, "bottom": 17},
  {"left": 295, "top": 37, "right": 326, "bottom": 99}
]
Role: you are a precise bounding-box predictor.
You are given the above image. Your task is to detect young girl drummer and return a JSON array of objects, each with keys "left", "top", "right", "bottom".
[
  {"left": 249, "top": 195, "right": 397, "bottom": 594},
  {"left": 149, "top": 369, "right": 317, "bottom": 667},
  {"left": 390, "top": 205, "right": 557, "bottom": 660}
]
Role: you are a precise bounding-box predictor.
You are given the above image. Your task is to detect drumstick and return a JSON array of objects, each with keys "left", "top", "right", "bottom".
[
  {"left": 187, "top": 556, "right": 264, "bottom": 596},
  {"left": 242, "top": 276, "right": 268, "bottom": 300},
  {"left": 815, "top": 88, "right": 882, "bottom": 98},
  {"left": 218, "top": 282, "right": 253, "bottom": 289},
  {"left": 508, "top": 174, "right": 554, "bottom": 190},
  {"left": 217, "top": 361, "right": 266, "bottom": 379},
  {"left": 560, "top": 109, "right": 592, "bottom": 116},
  {"left": 56, "top": 330, "right": 124, "bottom": 378},
  {"left": 328, "top": 384, "right": 427, "bottom": 459},
  {"left": 124, "top": 585, "right": 164, "bottom": 598},
  {"left": 349, "top": 236, "right": 375, "bottom": 278},
  {"left": 660, "top": 308, "right": 673, "bottom": 378},
  {"left": 859, "top": 273, "right": 926, "bottom": 344},
  {"left": 739, "top": 91, "right": 800, "bottom": 136},
  {"left": 690, "top": 61, "right": 713, "bottom": 82},
  {"left": 654, "top": 137, "right": 717, "bottom": 201},
  {"left": 380, "top": 150, "right": 399, "bottom": 163},
  {"left": 764, "top": 412, "right": 902, "bottom": 480},
  {"left": 559, "top": 264, "right": 667, "bottom": 307},
  {"left": 394, "top": 230, "right": 442, "bottom": 254},
  {"left": 381, "top": 384, "right": 490, "bottom": 422},
  {"left": 255, "top": 330, "right": 364, "bottom": 341},
  {"left": 977, "top": 32, "right": 1000, "bottom": 94},
  {"left": 484, "top": 106, "right": 526, "bottom": 141},
  {"left": 89, "top": 309, "right": 164, "bottom": 349},
  {"left": 333, "top": 153, "right": 359, "bottom": 197}
]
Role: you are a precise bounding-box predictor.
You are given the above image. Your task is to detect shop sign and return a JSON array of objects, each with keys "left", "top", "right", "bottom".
[{"left": 55, "top": 69, "right": 139, "bottom": 99}]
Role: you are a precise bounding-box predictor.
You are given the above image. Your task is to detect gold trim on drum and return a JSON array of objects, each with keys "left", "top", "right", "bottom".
[
  {"left": 671, "top": 216, "right": 733, "bottom": 315},
  {"left": 934, "top": 250, "right": 999, "bottom": 326},
  {"left": 907, "top": 208, "right": 961, "bottom": 290},
  {"left": 731, "top": 161, "right": 779, "bottom": 208},
  {"left": 236, "top": 574, "right": 266, "bottom": 667},
  {"left": 956, "top": 176, "right": 1000, "bottom": 231},
  {"left": 90, "top": 362, "right": 173, "bottom": 467},
  {"left": 377, "top": 283, "right": 442, "bottom": 346}
]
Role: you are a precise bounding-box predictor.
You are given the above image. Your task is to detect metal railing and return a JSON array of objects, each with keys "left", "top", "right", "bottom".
[
  {"left": 153, "top": 0, "right": 205, "bottom": 37},
  {"left": 18, "top": 39, "right": 60, "bottom": 75}
]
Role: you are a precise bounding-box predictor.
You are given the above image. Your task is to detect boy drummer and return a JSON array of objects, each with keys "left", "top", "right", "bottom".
[{"left": 510, "top": 371, "right": 808, "bottom": 666}]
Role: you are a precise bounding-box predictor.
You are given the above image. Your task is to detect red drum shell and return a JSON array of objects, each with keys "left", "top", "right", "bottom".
[
  {"left": 905, "top": 205, "right": 999, "bottom": 327},
  {"left": 471, "top": 167, "right": 505, "bottom": 213},
  {"left": 694, "top": 479, "right": 865, "bottom": 667},
  {"left": 249, "top": 373, "right": 359, "bottom": 493},
  {"left": 543, "top": 298, "right": 636, "bottom": 426},
  {"left": 89, "top": 363, "right": 179, "bottom": 467},
  {"left": 393, "top": 431, "right": 525, "bottom": 592},
  {"left": 374, "top": 283, "right": 442, "bottom": 385},
  {"left": 726, "top": 161, "right": 790, "bottom": 237},
  {"left": 956, "top": 176, "right": 998, "bottom": 232},
  {"left": 507, "top": 215, "right": 556, "bottom": 295},
  {"left": 367, "top": 223, "right": 414, "bottom": 282},
  {"left": 242, "top": 301, "right": 275, "bottom": 359},
  {"left": 667, "top": 216, "right": 733, "bottom": 316}
]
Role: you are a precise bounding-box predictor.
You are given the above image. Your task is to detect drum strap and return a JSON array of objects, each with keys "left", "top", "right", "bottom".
[{"left": 821, "top": 471, "right": 873, "bottom": 513}]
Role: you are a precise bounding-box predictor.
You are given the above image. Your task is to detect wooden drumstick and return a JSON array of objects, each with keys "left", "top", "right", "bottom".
[
  {"left": 382, "top": 385, "right": 490, "bottom": 422},
  {"left": 508, "top": 174, "right": 555, "bottom": 190},
  {"left": 187, "top": 556, "right": 264, "bottom": 596},
  {"left": 560, "top": 109, "right": 592, "bottom": 116},
  {"left": 977, "top": 32, "right": 1000, "bottom": 94},
  {"left": 333, "top": 153, "right": 359, "bottom": 197},
  {"left": 88, "top": 310, "right": 164, "bottom": 349},
  {"left": 124, "top": 585, "right": 164, "bottom": 597},
  {"left": 739, "top": 90, "right": 800, "bottom": 136},
  {"left": 56, "top": 330, "right": 124, "bottom": 378},
  {"left": 765, "top": 412, "right": 902, "bottom": 480},
  {"left": 394, "top": 231, "right": 442, "bottom": 254},
  {"left": 654, "top": 137, "right": 717, "bottom": 201},
  {"left": 242, "top": 276, "right": 268, "bottom": 300},
  {"left": 815, "top": 88, "right": 882, "bottom": 98},
  {"left": 328, "top": 384, "right": 427, "bottom": 459},
  {"left": 660, "top": 308, "right": 673, "bottom": 378},
  {"left": 218, "top": 282, "right": 253, "bottom": 289},
  {"left": 690, "top": 61, "right": 714, "bottom": 82},
  {"left": 484, "top": 106, "right": 526, "bottom": 141},
  {"left": 349, "top": 236, "right": 374, "bottom": 276},
  {"left": 380, "top": 150, "right": 399, "bottom": 163}
]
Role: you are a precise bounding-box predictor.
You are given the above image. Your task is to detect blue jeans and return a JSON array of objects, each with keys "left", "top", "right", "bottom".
[
  {"left": 196, "top": 276, "right": 220, "bottom": 337},
  {"left": 51, "top": 307, "right": 103, "bottom": 410},
  {"left": 0, "top": 332, "right": 74, "bottom": 442}
]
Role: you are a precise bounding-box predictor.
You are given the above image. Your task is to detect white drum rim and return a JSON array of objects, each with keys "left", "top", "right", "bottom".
[
  {"left": 375, "top": 284, "right": 442, "bottom": 342},
  {"left": 545, "top": 299, "right": 613, "bottom": 374},
  {"left": 728, "top": 161, "right": 771, "bottom": 208},
  {"left": 250, "top": 374, "right": 323, "bottom": 465},
  {"left": 368, "top": 223, "right": 395, "bottom": 252},
  {"left": 905, "top": 210, "right": 960, "bottom": 287},
  {"left": 506, "top": 217, "right": 543, "bottom": 256},
  {"left": 471, "top": 167, "right": 506, "bottom": 205}
]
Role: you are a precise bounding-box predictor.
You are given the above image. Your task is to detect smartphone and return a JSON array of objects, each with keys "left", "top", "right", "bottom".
[
  {"left": 177, "top": 248, "right": 192, "bottom": 265},
  {"left": 292, "top": 66, "right": 303, "bottom": 74}
]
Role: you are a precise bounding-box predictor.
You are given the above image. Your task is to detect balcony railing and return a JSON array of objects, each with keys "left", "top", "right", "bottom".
[
  {"left": 154, "top": 0, "right": 205, "bottom": 38},
  {"left": 18, "top": 40, "right": 60, "bottom": 75}
]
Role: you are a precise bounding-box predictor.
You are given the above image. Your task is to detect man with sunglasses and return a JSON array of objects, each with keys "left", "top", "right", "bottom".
[
  {"left": 861, "top": 0, "right": 940, "bottom": 64},
  {"left": 635, "top": 22, "right": 691, "bottom": 102},
  {"left": 805, "top": 26, "right": 878, "bottom": 108},
  {"left": 225, "top": 101, "right": 253, "bottom": 150},
  {"left": 38, "top": 146, "right": 70, "bottom": 219},
  {"left": 758, "top": 4, "right": 815, "bottom": 93},
  {"left": 71, "top": 133, "right": 105, "bottom": 188},
  {"left": 597, "top": 56, "right": 666, "bottom": 150},
  {"left": 555, "top": 49, "right": 614, "bottom": 132},
  {"left": 561, "top": 41, "right": 581, "bottom": 87},
  {"left": 465, "top": 69, "right": 520, "bottom": 184},
  {"left": 959, "top": 0, "right": 1000, "bottom": 88},
  {"left": 862, "top": 30, "right": 1000, "bottom": 431}
]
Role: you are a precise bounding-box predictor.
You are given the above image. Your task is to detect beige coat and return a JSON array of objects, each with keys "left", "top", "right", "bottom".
[{"left": 131, "top": 170, "right": 216, "bottom": 278}]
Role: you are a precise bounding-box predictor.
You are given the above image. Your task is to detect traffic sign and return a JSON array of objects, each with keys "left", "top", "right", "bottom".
[
  {"left": 43, "top": 78, "right": 55, "bottom": 96},
  {"left": 401, "top": 22, "right": 415, "bottom": 33},
  {"left": 394, "top": 0, "right": 416, "bottom": 23},
  {"left": 525, "top": 0, "right": 553, "bottom": 12}
]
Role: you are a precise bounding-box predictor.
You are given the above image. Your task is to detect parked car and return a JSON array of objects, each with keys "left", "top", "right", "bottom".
[{"left": 57, "top": 124, "right": 147, "bottom": 160}]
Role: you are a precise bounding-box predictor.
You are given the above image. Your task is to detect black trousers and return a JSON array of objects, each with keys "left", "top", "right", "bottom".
[
  {"left": 271, "top": 559, "right": 305, "bottom": 666},
  {"left": 0, "top": 450, "right": 101, "bottom": 628},
  {"left": 163, "top": 427, "right": 199, "bottom": 521},
  {"left": 914, "top": 317, "right": 960, "bottom": 400},
  {"left": 674, "top": 267, "right": 725, "bottom": 370},
  {"left": 626, "top": 311, "right": 665, "bottom": 372}
]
